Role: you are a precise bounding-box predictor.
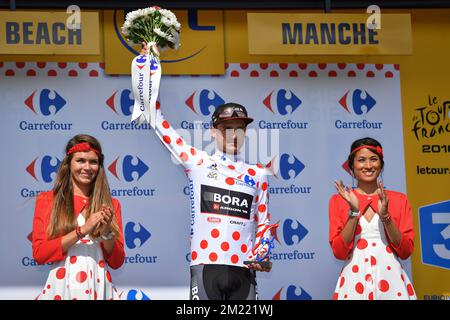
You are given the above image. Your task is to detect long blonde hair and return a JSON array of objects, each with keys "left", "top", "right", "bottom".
[{"left": 47, "top": 134, "right": 120, "bottom": 239}]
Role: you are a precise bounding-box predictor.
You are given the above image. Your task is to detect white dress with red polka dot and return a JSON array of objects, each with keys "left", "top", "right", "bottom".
[
  {"left": 36, "top": 214, "right": 118, "bottom": 300},
  {"left": 333, "top": 214, "right": 416, "bottom": 300},
  {"left": 154, "top": 106, "right": 272, "bottom": 267}
]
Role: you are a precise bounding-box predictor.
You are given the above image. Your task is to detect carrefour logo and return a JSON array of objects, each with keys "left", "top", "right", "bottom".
[
  {"left": 280, "top": 154, "right": 305, "bottom": 180},
  {"left": 106, "top": 90, "right": 134, "bottom": 116},
  {"left": 26, "top": 156, "right": 61, "bottom": 182},
  {"left": 108, "top": 155, "right": 149, "bottom": 182},
  {"left": 259, "top": 89, "right": 308, "bottom": 130},
  {"left": 102, "top": 91, "right": 156, "bottom": 131},
  {"left": 339, "top": 89, "right": 376, "bottom": 115},
  {"left": 24, "top": 89, "right": 67, "bottom": 115},
  {"left": 124, "top": 222, "right": 158, "bottom": 265},
  {"left": 107, "top": 156, "right": 155, "bottom": 198},
  {"left": 125, "top": 222, "right": 151, "bottom": 249},
  {"left": 185, "top": 89, "right": 225, "bottom": 116},
  {"left": 270, "top": 218, "right": 315, "bottom": 262},
  {"left": 136, "top": 54, "right": 147, "bottom": 67},
  {"left": 20, "top": 89, "right": 73, "bottom": 131},
  {"left": 335, "top": 89, "right": 382, "bottom": 130},
  {"left": 419, "top": 200, "right": 450, "bottom": 270},
  {"left": 120, "top": 289, "right": 151, "bottom": 300},
  {"left": 269, "top": 155, "right": 311, "bottom": 196},
  {"left": 272, "top": 286, "right": 312, "bottom": 300},
  {"left": 181, "top": 89, "right": 225, "bottom": 130},
  {"left": 274, "top": 219, "right": 308, "bottom": 246},
  {"left": 263, "top": 89, "right": 302, "bottom": 115}
]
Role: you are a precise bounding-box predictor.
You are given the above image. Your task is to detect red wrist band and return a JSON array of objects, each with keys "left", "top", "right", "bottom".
[{"left": 76, "top": 226, "right": 84, "bottom": 239}]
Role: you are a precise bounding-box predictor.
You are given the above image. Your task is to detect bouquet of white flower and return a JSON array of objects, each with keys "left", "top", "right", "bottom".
[
  {"left": 122, "top": 6, "right": 181, "bottom": 126},
  {"left": 122, "top": 6, "right": 181, "bottom": 55}
]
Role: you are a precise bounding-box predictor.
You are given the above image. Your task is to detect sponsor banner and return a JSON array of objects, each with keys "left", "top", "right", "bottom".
[
  {"left": 247, "top": 13, "right": 412, "bottom": 55},
  {"left": 103, "top": 9, "right": 225, "bottom": 75},
  {"left": 0, "top": 10, "right": 100, "bottom": 54},
  {"left": 201, "top": 185, "right": 253, "bottom": 219},
  {"left": 0, "top": 62, "right": 407, "bottom": 299},
  {"left": 406, "top": 94, "right": 450, "bottom": 299}
]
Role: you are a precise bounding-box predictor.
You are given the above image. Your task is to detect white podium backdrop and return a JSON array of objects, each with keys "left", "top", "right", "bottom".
[{"left": 0, "top": 62, "right": 411, "bottom": 300}]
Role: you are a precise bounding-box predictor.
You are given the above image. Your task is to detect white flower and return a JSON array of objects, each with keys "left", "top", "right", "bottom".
[
  {"left": 161, "top": 16, "right": 172, "bottom": 27},
  {"left": 122, "top": 7, "right": 181, "bottom": 52},
  {"left": 154, "top": 27, "right": 167, "bottom": 38}
]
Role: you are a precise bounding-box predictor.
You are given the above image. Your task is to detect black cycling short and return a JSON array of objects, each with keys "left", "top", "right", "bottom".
[{"left": 190, "top": 264, "right": 257, "bottom": 300}]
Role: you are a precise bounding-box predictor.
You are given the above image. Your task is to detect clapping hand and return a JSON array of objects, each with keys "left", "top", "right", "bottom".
[
  {"left": 81, "top": 205, "right": 112, "bottom": 236},
  {"left": 334, "top": 180, "right": 359, "bottom": 212},
  {"left": 377, "top": 180, "right": 389, "bottom": 217},
  {"left": 97, "top": 205, "right": 114, "bottom": 236}
]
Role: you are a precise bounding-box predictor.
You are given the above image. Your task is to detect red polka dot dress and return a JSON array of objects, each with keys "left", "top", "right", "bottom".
[
  {"left": 329, "top": 191, "right": 417, "bottom": 300},
  {"left": 36, "top": 215, "right": 119, "bottom": 300}
]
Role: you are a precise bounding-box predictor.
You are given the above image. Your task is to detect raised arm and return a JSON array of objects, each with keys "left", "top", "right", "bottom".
[{"left": 152, "top": 104, "right": 202, "bottom": 169}]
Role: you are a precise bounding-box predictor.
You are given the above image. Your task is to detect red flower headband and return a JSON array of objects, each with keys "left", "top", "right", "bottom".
[
  {"left": 66, "top": 142, "right": 101, "bottom": 156},
  {"left": 351, "top": 145, "right": 383, "bottom": 158}
]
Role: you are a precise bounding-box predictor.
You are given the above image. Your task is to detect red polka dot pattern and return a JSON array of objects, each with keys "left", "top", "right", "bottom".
[
  {"left": 56, "top": 268, "right": 66, "bottom": 280},
  {"left": 180, "top": 152, "right": 189, "bottom": 162},
  {"left": 379, "top": 280, "right": 389, "bottom": 292},
  {"left": 407, "top": 284, "right": 415, "bottom": 296},
  {"left": 211, "top": 229, "right": 220, "bottom": 238},
  {"left": 106, "top": 271, "right": 112, "bottom": 282},
  {"left": 163, "top": 135, "right": 171, "bottom": 144},
  {"left": 339, "top": 277, "right": 345, "bottom": 288},
  {"left": 76, "top": 271, "right": 87, "bottom": 283},
  {"left": 209, "top": 252, "right": 218, "bottom": 262},
  {"left": 225, "top": 177, "right": 235, "bottom": 185},
  {"left": 355, "top": 282, "right": 364, "bottom": 294},
  {"left": 356, "top": 238, "right": 368, "bottom": 250}
]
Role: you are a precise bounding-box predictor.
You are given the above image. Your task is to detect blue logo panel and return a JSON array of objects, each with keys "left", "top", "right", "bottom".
[
  {"left": 419, "top": 200, "right": 450, "bottom": 269},
  {"left": 125, "top": 222, "right": 151, "bottom": 249}
]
